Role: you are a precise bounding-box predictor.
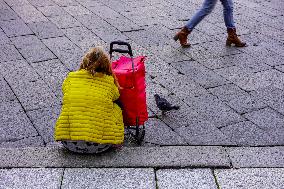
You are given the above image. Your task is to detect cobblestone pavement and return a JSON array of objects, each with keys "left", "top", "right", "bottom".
[
  {"left": 1, "top": 0, "right": 283, "bottom": 148},
  {"left": 0, "top": 0, "right": 284, "bottom": 187}
]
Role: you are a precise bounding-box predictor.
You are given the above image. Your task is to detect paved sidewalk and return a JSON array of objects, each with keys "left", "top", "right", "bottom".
[{"left": 0, "top": 0, "right": 283, "bottom": 188}]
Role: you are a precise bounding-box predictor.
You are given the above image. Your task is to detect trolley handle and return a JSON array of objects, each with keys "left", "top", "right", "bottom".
[{"left": 110, "top": 41, "right": 133, "bottom": 57}]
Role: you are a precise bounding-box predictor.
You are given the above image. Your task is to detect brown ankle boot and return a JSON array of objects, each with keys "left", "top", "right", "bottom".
[
  {"left": 173, "top": 27, "right": 191, "bottom": 48},
  {"left": 226, "top": 28, "right": 247, "bottom": 47}
]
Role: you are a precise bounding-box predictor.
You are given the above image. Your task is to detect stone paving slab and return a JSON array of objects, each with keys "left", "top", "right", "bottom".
[
  {"left": 0, "top": 168, "right": 63, "bottom": 189},
  {"left": 62, "top": 168, "right": 156, "bottom": 189},
  {"left": 176, "top": 121, "right": 235, "bottom": 146},
  {"left": 226, "top": 147, "right": 284, "bottom": 168},
  {"left": 0, "top": 100, "right": 38, "bottom": 142},
  {"left": 0, "top": 60, "right": 59, "bottom": 111},
  {"left": 0, "top": 136, "right": 44, "bottom": 148},
  {"left": 26, "top": 106, "right": 61, "bottom": 143},
  {"left": 0, "top": 146, "right": 230, "bottom": 168},
  {"left": 220, "top": 121, "right": 275, "bottom": 146},
  {"left": 215, "top": 168, "right": 284, "bottom": 189},
  {"left": 28, "top": 21, "right": 64, "bottom": 39},
  {"left": 156, "top": 169, "right": 217, "bottom": 189},
  {"left": 144, "top": 118, "right": 187, "bottom": 145},
  {"left": 0, "top": 0, "right": 283, "bottom": 153},
  {"left": 31, "top": 59, "right": 69, "bottom": 98},
  {"left": 209, "top": 84, "right": 267, "bottom": 114}
]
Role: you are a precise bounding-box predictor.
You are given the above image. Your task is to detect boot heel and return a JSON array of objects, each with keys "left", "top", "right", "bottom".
[{"left": 226, "top": 40, "right": 232, "bottom": 46}]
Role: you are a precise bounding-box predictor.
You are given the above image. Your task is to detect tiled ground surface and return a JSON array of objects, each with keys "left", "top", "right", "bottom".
[
  {"left": 1, "top": 168, "right": 284, "bottom": 189},
  {"left": 0, "top": 0, "right": 283, "bottom": 147}
]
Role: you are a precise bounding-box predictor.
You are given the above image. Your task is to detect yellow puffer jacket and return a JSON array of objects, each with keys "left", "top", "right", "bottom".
[{"left": 55, "top": 69, "right": 124, "bottom": 144}]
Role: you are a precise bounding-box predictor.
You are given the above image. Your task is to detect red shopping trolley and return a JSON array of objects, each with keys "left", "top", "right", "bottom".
[{"left": 110, "top": 41, "right": 148, "bottom": 144}]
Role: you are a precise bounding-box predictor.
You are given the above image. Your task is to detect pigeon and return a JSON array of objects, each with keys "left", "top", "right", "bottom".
[{"left": 154, "top": 94, "right": 180, "bottom": 114}]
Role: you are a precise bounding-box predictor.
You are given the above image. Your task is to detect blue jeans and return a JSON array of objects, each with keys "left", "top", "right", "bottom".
[{"left": 186, "top": 0, "right": 235, "bottom": 30}]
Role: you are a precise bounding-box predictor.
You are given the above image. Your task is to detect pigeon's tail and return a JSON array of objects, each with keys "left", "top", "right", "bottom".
[{"left": 172, "top": 106, "right": 180, "bottom": 110}]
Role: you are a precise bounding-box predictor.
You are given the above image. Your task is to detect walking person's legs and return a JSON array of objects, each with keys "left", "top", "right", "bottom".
[
  {"left": 174, "top": 0, "right": 218, "bottom": 47},
  {"left": 221, "top": 0, "right": 246, "bottom": 47}
]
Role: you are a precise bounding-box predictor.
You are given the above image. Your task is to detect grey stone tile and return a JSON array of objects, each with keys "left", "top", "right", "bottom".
[
  {"left": 0, "top": 100, "right": 38, "bottom": 142},
  {"left": 195, "top": 21, "right": 224, "bottom": 36},
  {"left": 234, "top": 69, "right": 284, "bottom": 91},
  {"left": 62, "top": 26, "right": 103, "bottom": 49},
  {"left": 124, "top": 30, "right": 162, "bottom": 47},
  {"left": 3, "top": 0, "right": 30, "bottom": 7},
  {"left": 214, "top": 66, "right": 254, "bottom": 90},
  {"left": 244, "top": 107, "right": 284, "bottom": 144},
  {"left": 62, "top": 168, "right": 156, "bottom": 189},
  {"left": 144, "top": 118, "right": 187, "bottom": 145},
  {"left": 31, "top": 59, "right": 69, "bottom": 97},
  {"left": 0, "top": 168, "right": 63, "bottom": 189},
  {"left": 226, "top": 146, "right": 284, "bottom": 168},
  {"left": 200, "top": 41, "right": 242, "bottom": 59},
  {"left": 76, "top": 0, "right": 103, "bottom": 7},
  {"left": 173, "top": 60, "right": 230, "bottom": 88},
  {"left": 38, "top": 5, "right": 69, "bottom": 17},
  {"left": 28, "top": 21, "right": 64, "bottom": 39},
  {"left": 27, "top": 0, "right": 55, "bottom": 7},
  {"left": 0, "top": 136, "right": 44, "bottom": 148},
  {"left": 0, "top": 77, "right": 16, "bottom": 102},
  {"left": 106, "top": 16, "right": 143, "bottom": 32},
  {"left": 176, "top": 120, "right": 235, "bottom": 145},
  {"left": 75, "top": 14, "right": 112, "bottom": 30},
  {"left": 148, "top": 61, "right": 208, "bottom": 100},
  {"left": 42, "top": 36, "right": 83, "bottom": 71},
  {"left": 62, "top": 5, "right": 92, "bottom": 16},
  {"left": 215, "top": 168, "right": 284, "bottom": 189},
  {"left": 0, "top": 19, "right": 33, "bottom": 37},
  {"left": 27, "top": 106, "right": 61, "bottom": 143},
  {"left": 183, "top": 94, "right": 244, "bottom": 128},
  {"left": 0, "top": 0, "right": 9, "bottom": 9},
  {"left": 11, "top": 34, "right": 42, "bottom": 48},
  {"left": 52, "top": 0, "right": 78, "bottom": 6},
  {"left": 11, "top": 5, "right": 48, "bottom": 23},
  {"left": 0, "top": 146, "right": 230, "bottom": 168},
  {"left": 11, "top": 35, "right": 56, "bottom": 63},
  {"left": 198, "top": 55, "right": 238, "bottom": 70},
  {"left": 49, "top": 14, "right": 82, "bottom": 29},
  {"left": 20, "top": 45, "right": 56, "bottom": 63},
  {"left": 209, "top": 84, "right": 267, "bottom": 113},
  {"left": 0, "top": 7, "right": 19, "bottom": 21},
  {"left": 275, "top": 64, "right": 284, "bottom": 73},
  {"left": 0, "top": 59, "right": 59, "bottom": 110},
  {"left": 250, "top": 86, "right": 284, "bottom": 115},
  {"left": 156, "top": 169, "right": 217, "bottom": 189},
  {"left": 148, "top": 45, "right": 193, "bottom": 63},
  {"left": 176, "top": 44, "right": 208, "bottom": 61},
  {"left": 0, "top": 43, "right": 22, "bottom": 62},
  {"left": 0, "top": 30, "right": 10, "bottom": 44},
  {"left": 92, "top": 26, "right": 130, "bottom": 44},
  {"left": 220, "top": 121, "right": 275, "bottom": 146},
  {"left": 244, "top": 107, "right": 284, "bottom": 131}
]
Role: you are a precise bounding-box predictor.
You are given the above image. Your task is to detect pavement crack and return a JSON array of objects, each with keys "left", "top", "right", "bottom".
[
  {"left": 59, "top": 168, "right": 65, "bottom": 189},
  {"left": 212, "top": 169, "right": 221, "bottom": 189}
]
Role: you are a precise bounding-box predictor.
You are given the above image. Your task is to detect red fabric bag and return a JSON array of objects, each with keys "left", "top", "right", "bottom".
[{"left": 112, "top": 56, "right": 148, "bottom": 126}]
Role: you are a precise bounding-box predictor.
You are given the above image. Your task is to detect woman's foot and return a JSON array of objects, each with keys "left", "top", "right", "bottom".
[
  {"left": 173, "top": 27, "right": 191, "bottom": 48},
  {"left": 226, "top": 28, "right": 247, "bottom": 47}
]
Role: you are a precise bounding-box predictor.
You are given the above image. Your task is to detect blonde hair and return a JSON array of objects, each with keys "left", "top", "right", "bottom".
[{"left": 80, "top": 47, "right": 119, "bottom": 87}]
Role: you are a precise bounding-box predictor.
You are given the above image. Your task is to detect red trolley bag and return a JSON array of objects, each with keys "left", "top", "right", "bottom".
[{"left": 110, "top": 41, "right": 148, "bottom": 144}]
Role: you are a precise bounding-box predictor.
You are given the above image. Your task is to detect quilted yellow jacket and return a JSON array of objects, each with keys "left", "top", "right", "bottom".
[{"left": 55, "top": 69, "right": 124, "bottom": 144}]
